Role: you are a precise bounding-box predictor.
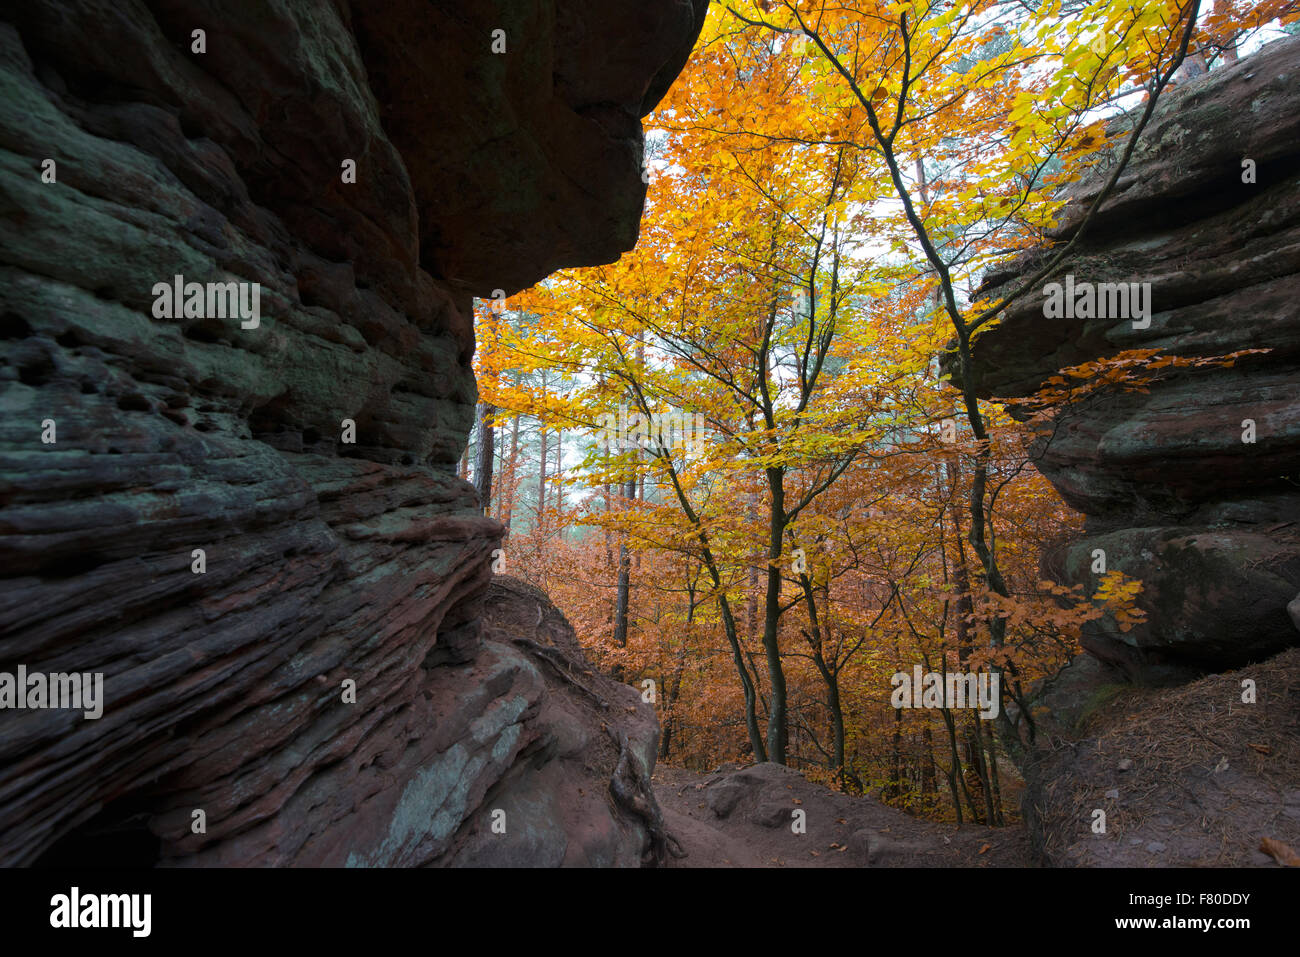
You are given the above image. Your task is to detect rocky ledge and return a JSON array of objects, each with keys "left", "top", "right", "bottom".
[{"left": 958, "top": 36, "right": 1300, "bottom": 684}]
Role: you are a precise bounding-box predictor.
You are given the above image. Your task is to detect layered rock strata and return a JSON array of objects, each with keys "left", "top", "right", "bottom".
[{"left": 960, "top": 36, "right": 1300, "bottom": 683}]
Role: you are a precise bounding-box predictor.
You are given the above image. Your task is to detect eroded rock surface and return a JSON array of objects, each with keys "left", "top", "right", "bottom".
[
  {"left": 960, "top": 36, "right": 1300, "bottom": 683},
  {"left": 0, "top": 0, "right": 706, "bottom": 866}
]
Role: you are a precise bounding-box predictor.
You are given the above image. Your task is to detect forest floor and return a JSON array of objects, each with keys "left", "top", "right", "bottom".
[
  {"left": 652, "top": 761, "right": 1033, "bottom": 867},
  {"left": 1026, "top": 648, "right": 1300, "bottom": 867},
  {"left": 649, "top": 650, "right": 1300, "bottom": 868}
]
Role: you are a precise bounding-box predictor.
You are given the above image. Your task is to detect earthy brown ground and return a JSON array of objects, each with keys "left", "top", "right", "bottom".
[
  {"left": 652, "top": 648, "right": 1300, "bottom": 868},
  {"left": 651, "top": 761, "right": 1034, "bottom": 868},
  {"left": 1026, "top": 648, "right": 1300, "bottom": 867}
]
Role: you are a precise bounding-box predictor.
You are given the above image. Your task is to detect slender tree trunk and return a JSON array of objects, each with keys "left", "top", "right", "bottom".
[
  {"left": 827, "top": 669, "right": 844, "bottom": 780},
  {"left": 611, "top": 505, "right": 635, "bottom": 678},
  {"left": 761, "top": 466, "right": 790, "bottom": 764},
  {"left": 963, "top": 716, "right": 991, "bottom": 824},
  {"left": 921, "top": 724, "right": 937, "bottom": 806},
  {"left": 612, "top": 455, "right": 636, "bottom": 671},
  {"left": 535, "top": 444, "right": 547, "bottom": 536},
  {"left": 988, "top": 736, "right": 1006, "bottom": 824},
  {"left": 535, "top": 427, "right": 546, "bottom": 525},
  {"left": 661, "top": 581, "right": 694, "bottom": 760},
  {"left": 743, "top": 424, "right": 761, "bottom": 645},
  {"left": 474, "top": 401, "right": 495, "bottom": 514},
  {"left": 944, "top": 459, "right": 992, "bottom": 821},
  {"left": 611, "top": 545, "right": 630, "bottom": 678},
  {"left": 889, "top": 708, "right": 903, "bottom": 803},
  {"left": 939, "top": 706, "right": 964, "bottom": 824},
  {"left": 798, "top": 575, "right": 845, "bottom": 781},
  {"left": 504, "top": 412, "right": 520, "bottom": 531},
  {"left": 535, "top": 369, "right": 548, "bottom": 528},
  {"left": 717, "top": 587, "right": 765, "bottom": 761},
  {"left": 603, "top": 475, "right": 614, "bottom": 567},
  {"left": 494, "top": 407, "right": 506, "bottom": 516},
  {"left": 634, "top": 474, "right": 644, "bottom": 570},
  {"left": 553, "top": 428, "right": 564, "bottom": 516}
]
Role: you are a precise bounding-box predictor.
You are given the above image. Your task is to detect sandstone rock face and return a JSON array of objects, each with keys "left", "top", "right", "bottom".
[
  {"left": 0, "top": 0, "right": 705, "bottom": 866},
  {"left": 960, "top": 36, "right": 1300, "bottom": 683}
]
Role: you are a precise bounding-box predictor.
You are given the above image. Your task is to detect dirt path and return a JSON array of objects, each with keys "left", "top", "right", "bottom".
[{"left": 652, "top": 762, "right": 1033, "bottom": 868}]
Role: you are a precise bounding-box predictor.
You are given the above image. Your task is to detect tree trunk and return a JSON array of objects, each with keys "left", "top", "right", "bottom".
[
  {"left": 494, "top": 407, "right": 506, "bottom": 516},
  {"left": 798, "top": 574, "right": 845, "bottom": 782},
  {"left": 474, "top": 401, "right": 495, "bottom": 514},
  {"left": 660, "top": 580, "right": 695, "bottom": 760},
  {"left": 504, "top": 412, "right": 520, "bottom": 531},
  {"left": 611, "top": 470, "right": 636, "bottom": 671},
  {"left": 761, "top": 466, "right": 790, "bottom": 764},
  {"left": 553, "top": 428, "right": 564, "bottom": 515},
  {"left": 921, "top": 723, "right": 938, "bottom": 805}
]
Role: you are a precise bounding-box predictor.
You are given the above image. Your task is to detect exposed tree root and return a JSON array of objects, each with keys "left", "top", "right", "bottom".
[
  {"left": 608, "top": 729, "right": 686, "bottom": 866},
  {"left": 509, "top": 634, "right": 610, "bottom": 711}
]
